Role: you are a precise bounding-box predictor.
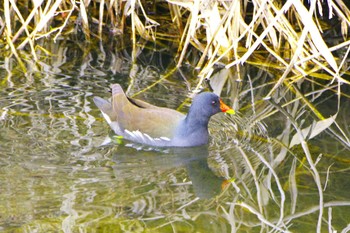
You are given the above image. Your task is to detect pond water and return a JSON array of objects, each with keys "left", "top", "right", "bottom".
[{"left": 1, "top": 39, "right": 350, "bottom": 232}]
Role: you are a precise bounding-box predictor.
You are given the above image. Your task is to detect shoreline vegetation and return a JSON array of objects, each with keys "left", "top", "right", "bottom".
[{"left": 1, "top": 0, "right": 350, "bottom": 81}]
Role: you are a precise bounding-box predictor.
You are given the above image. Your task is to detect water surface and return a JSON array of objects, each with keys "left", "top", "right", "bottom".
[{"left": 1, "top": 40, "right": 350, "bottom": 232}]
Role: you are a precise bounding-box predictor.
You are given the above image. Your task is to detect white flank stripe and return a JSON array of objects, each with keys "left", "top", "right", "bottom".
[
  {"left": 101, "top": 112, "right": 112, "bottom": 124},
  {"left": 124, "top": 129, "right": 171, "bottom": 145}
]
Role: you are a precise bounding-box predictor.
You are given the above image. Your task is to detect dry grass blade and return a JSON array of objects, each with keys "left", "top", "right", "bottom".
[
  {"left": 269, "top": 99, "right": 324, "bottom": 233},
  {"left": 204, "top": 2, "right": 230, "bottom": 57},
  {"left": 99, "top": 0, "right": 105, "bottom": 37},
  {"left": 17, "top": 0, "right": 64, "bottom": 50},
  {"left": 8, "top": 0, "right": 38, "bottom": 60},
  {"left": 289, "top": 114, "right": 337, "bottom": 148},
  {"left": 227, "top": 0, "right": 293, "bottom": 68},
  {"left": 53, "top": 2, "right": 76, "bottom": 42},
  {"left": 10, "top": 0, "right": 43, "bottom": 44},
  {"left": 333, "top": 0, "right": 350, "bottom": 38},
  {"left": 4, "top": 0, "right": 26, "bottom": 71},
  {"left": 289, "top": 158, "right": 298, "bottom": 215},
  {"left": 168, "top": 3, "right": 184, "bottom": 34},
  {"left": 292, "top": 0, "right": 338, "bottom": 72},
  {"left": 174, "top": 0, "right": 199, "bottom": 66},
  {"left": 80, "top": 0, "right": 90, "bottom": 41},
  {"left": 237, "top": 202, "right": 291, "bottom": 232},
  {"left": 4, "top": 0, "right": 12, "bottom": 37}
]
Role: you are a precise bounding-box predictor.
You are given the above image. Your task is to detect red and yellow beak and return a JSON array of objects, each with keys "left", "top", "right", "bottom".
[{"left": 219, "top": 99, "right": 235, "bottom": 114}]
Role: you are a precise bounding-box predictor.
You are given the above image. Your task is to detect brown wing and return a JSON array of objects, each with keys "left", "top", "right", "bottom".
[{"left": 111, "top": 84, "right": 185, "bottom": 138}]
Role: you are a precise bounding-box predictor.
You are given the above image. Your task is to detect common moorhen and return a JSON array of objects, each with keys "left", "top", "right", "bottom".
[{"left": 94, "top": 84, "right": 234, "bottom": 147}]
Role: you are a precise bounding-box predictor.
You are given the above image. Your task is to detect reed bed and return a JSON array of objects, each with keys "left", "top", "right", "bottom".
[{"left": 2, "top": 1, "right": 350, "bottom": 78}]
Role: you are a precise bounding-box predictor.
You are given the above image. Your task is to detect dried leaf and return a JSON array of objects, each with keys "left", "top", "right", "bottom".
[
  {"left": 210, "top": 68, "right": 229, "bottom": 96},
  {"left": 289, "top": 114, "right": 337, "bottom": 148}
]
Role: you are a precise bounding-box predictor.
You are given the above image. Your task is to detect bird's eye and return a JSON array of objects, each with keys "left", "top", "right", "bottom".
[{"left": 211, "top": 100, "right": 217, "bottom": 106}]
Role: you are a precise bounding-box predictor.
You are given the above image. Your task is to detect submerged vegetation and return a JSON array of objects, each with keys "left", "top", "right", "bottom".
[{"left": 1, "top": 0, "right": 350, "bottom": 232}]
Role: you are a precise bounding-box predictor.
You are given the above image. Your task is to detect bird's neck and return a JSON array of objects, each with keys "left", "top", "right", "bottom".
[
  {"left": 185, "top": 108, "right": 210, "bottom": 126},
  {"left": 180, "top": 110, "right": 210, "bottom": 137}
]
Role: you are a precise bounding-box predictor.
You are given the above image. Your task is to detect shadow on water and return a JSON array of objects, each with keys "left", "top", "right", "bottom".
[{"left": 112, "top": 144, "right": 224, "bottom": 199}]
